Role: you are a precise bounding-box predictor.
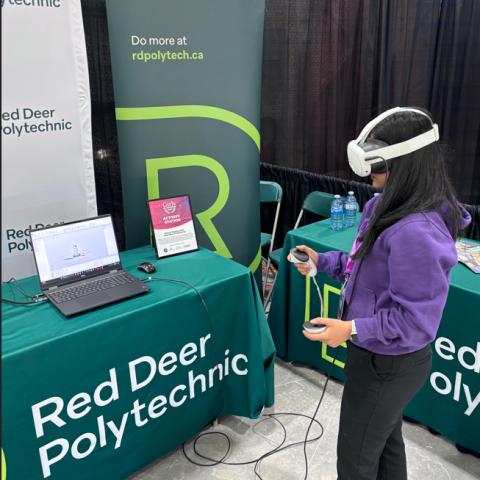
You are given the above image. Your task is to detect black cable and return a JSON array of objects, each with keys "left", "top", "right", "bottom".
[
  {"left": 2, "top": 277, "right": 47, "bottom": 305},
  {"left": 181, "top": 405, "right": 327, "bottom": 480},
  {"left": 5, "top": 277, "right": 37, "bottom": 299},
  {"left": 301, "top": 361, "right": 332, "bottom": 480},
  {"left": 7, "top": 277, "right": 17, "bottom": 303},
  {"left": 181, "top": 363, "right": 333, "bottom": 480},
  {"left": 294, "top": 258, "right": 362, "bottom": 479},
  {"left": 1, "top": 297, "right": 48, "bottom": 305},
  {"left": 142, "top": 275, "right": 335, "bottom": 480}
]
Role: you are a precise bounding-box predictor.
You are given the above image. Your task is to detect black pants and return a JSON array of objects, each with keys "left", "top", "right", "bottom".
[{"left": 337, "top": 342, "right": 432, "bottom": 480}]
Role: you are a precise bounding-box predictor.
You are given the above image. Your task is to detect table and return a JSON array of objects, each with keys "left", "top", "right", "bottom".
[
  {"left": 268, "top": 218, "right": 480, "bottom": 453},
  {"left": 2, "top": 246, "right": 275, "bottom": 480}
]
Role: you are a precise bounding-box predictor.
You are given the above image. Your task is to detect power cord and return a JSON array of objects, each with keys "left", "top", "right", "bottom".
[
  {"left": 2, "top": 277, "right": 48, "bottom": 305},
  {"left": 1, "top": 298, "right": 48, "bottom": 305},
  {"left": 142, "top": 275, "right": 336, "bottom": 480}
]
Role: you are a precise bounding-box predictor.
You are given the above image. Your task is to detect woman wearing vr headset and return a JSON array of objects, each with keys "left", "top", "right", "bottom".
[{"left": 294, "top": 107, "right": 471, "bottom": 480}]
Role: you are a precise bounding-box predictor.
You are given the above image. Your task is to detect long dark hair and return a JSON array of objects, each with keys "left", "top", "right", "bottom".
[{"left": 352, "top": 108, "right": 462, "bottom": 260}]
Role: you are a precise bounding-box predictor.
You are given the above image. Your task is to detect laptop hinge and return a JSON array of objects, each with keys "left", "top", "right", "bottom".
[{"left": 48, "top": 286, "right": 58, "bottom": 291}]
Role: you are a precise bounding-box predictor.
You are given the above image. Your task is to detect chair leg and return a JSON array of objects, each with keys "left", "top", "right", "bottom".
[
  {"left": 263, "top": 275, "right": 276, "bottom": 310},
  {"left": 263, "top": 257, "right": 272, "bottom": 298},
  {"left": 261, "top": 256, "right": 268, "bottom": 293}
]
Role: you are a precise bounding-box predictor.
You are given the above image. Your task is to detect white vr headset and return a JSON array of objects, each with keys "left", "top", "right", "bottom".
[{"left": 347, "top": 107, "right": 440, "bottom": 177}]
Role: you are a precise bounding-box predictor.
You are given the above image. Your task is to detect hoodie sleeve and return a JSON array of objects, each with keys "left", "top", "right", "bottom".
[
  {"left": 316, "top": 251, "right": 349, "bottom": 282},
  {"left": 315, "top": 196, "right": 378, "bottom": 282},
  {"left": 353, "top": 220, "right": 457, "bottom": 347}
]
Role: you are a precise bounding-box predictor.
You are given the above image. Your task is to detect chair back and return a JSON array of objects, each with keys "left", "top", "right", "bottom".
[
  {"left": 302, "top": 191, "right": 335, "bottom": 218},
  {"left": 260, "top": 181, "right": 283, "bottom": 204},
  {"left": 260, "top": 181, "right": 283, "bottom": 253},
  {"left": 294, "top": 191, "right": 335, "bottom": 229}
]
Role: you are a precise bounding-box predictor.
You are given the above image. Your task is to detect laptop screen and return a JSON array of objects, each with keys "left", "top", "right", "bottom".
[{"left": 31, "top": 215, "right": 121, "bottom": 289}]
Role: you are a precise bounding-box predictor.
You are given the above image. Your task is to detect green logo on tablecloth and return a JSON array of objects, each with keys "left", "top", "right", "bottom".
[
  {"left": 321, "top": 283, "right": 347, "bottom": 368},
  {"left": 1, "top": 448, "right": 6, "bottom": 480},
  {"left": 305, "top": 277, "right": 346, "bottom": 367}
]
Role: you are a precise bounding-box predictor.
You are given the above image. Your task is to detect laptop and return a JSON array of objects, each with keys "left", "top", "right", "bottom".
[{"left": 30, "top": 215, "right": 149, "bottom": 317}]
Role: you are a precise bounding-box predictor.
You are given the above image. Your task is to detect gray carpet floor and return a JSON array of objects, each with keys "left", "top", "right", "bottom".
[{"left": 131, "top": 358, "right": 480, "bottom": 480}]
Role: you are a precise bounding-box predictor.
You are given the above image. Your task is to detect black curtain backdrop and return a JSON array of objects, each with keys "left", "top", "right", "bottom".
[
  {"left": 260, "top": 162, "right": 480, "bottom": 250},
  {"left": 80, "top": 0, "right": 479, "bottom": 250},
  {"left": 431, "top": 0, "right": 480, "bottom": 206},
  {"left": 261, "top": 0, "right": 480, "bottom": 204},
  {"left": 81, "top": 0, "right": 125, "bottom": 250}
]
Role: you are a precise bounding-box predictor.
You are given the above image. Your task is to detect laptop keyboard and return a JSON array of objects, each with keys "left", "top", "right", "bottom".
[{"left": 49, "top": 273, "right": 137, "bottom": 303}]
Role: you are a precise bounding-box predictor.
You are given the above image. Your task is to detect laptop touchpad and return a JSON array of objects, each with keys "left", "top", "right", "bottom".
[{"left": 77, "top": 292, "right": 110, "bottom": 306}]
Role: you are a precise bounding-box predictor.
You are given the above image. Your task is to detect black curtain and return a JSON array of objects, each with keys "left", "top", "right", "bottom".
[
  {"left": 261, "top": 0, "right": 480, "bottom": 204},
  {"left": 430, "top": 0, "right": 480, "bottom": 205},
  {"left": 81, "top": 0, "right": 125, "bottom": 249},
  {"left": 260, "top": 163, "right": 480, "bottom": 249}
]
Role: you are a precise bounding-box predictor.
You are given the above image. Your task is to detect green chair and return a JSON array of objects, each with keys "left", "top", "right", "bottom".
[
  {"left": 260, "top": 181, "right": 283, "bottom": 298},
  {"left": 263, "top": 191, "right": 335, "bottom": 309}
]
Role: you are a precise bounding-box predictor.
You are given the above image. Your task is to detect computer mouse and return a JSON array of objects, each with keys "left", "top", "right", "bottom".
[{"left": 137, "top": 262, "right": 156, "bottom": 274}]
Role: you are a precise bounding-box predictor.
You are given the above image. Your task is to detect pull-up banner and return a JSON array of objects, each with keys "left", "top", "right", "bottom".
[
  {"left": 1, "top": 0, "right": 97, "bottom": 281},
  {"left": 105, "top": 0, "right": 264, "bottom": 273}
]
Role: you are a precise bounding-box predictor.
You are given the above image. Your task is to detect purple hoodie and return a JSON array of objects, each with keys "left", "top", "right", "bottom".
[{"left": 316, "top": 196, "right": 472, "bottom": 355}]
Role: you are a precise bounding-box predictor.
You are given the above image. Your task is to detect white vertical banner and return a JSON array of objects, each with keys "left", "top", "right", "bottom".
[{"left": 1, "top": 0, "right": 97, "bottom": 280}]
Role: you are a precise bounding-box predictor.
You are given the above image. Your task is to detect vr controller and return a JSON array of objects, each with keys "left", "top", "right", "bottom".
[
  {"left": 303, "top": 320, "right": 327, "bottom": 334},
  {"left": 288, "top": 248, "right": 317, "bottom": 277}
]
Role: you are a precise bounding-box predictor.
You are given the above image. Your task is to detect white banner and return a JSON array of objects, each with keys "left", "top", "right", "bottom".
[{"left": 1, "top": 0, "right": 97, "bottom": 281}]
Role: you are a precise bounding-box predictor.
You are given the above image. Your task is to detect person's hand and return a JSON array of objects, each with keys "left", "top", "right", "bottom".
[
  {"left": 288, "top": 245, "right": 318, "bottom": 276},
  {"left": 303, "top": 317, "right": 352, "bottom": 347}
]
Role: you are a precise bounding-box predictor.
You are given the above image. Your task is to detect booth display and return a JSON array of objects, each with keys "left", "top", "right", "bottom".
[{"left": 2, "top": 0, "right": 480, "bottom": 477}]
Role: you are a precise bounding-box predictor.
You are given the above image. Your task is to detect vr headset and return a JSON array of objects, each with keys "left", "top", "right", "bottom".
[{"left": 347, "top": 107, "right": 440, "bottom": 177}]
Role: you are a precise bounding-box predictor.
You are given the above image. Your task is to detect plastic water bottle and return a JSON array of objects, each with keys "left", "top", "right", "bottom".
[
  {"left": 330, "top": 195, "right": 344, "bottom": 231},
  {"left": 348, "top": 191, "right": 360, "bottom": 210},
  {"left": 344, "top": 191, "right": 358, "bottom": 228}
]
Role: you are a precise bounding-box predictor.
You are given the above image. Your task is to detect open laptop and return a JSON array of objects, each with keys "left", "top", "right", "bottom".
[{"left": 30, "top": 215, "right": 149, "bottom": 317}]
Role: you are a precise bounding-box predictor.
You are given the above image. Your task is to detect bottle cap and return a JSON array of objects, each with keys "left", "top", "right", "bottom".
[{"left": 348, "top": 191, "right": 354, "bottom": 195}]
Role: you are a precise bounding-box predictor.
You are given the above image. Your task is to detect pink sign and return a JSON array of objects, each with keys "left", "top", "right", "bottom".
[
  {"left": 149, "top": 196, "right": 193, "bottom": 229},
  {"left": 148, "top": 195, "right": 198, "bottom": 258}
]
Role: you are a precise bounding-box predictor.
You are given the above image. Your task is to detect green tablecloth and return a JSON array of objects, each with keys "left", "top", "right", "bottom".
[
  {"left": 2, "top": 247, "right": 275, "bottom": 480},
  {"left": 268, "top": 219, "right": 480, "bottom": 453}
]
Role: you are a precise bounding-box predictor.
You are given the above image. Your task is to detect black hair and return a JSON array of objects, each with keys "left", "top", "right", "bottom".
[{"left": 352, "top": 107, "right": 462, "bottom": 260}]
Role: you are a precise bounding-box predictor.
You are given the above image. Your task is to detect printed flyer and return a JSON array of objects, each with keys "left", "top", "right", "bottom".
[
  {"left": 456, "top": 239, "right": 480, "bottom": 274},
  {"left": 148, "top": 196, "right": 198, "bottom": 258}
]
